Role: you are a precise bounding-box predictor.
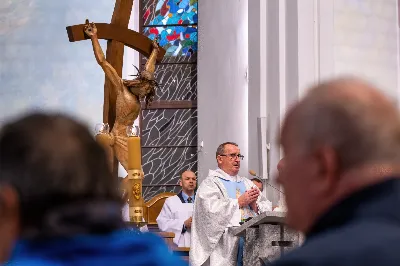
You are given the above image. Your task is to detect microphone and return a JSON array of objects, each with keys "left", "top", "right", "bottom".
[{"left": 249, "top": 170, "right": 285, "bottom": 195}]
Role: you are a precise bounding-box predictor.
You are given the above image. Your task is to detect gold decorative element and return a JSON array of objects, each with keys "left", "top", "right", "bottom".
[
  {"left": 133, "top": 183, "right": 141, "bottom": 200},
  {"left": 128, "top": 169, "right": 142, "bottom": 179},
  {"left": 131, "top": 207, "right": 143, "bottom": 216},
  {"left": 124, "top": 169, "right": 145, "bottom": 226}
]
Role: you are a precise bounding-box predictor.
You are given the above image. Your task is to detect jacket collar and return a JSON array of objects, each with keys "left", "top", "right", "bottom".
[
  {"left": 177, "top": 191, "right": 196, "bottom": 203},
  {"left": 307, "top": 178, "right": 400, "bottom": 240}
]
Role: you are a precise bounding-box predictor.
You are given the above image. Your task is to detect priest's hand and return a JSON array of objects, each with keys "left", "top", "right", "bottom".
[
  {"left": 184, "top": 217, "right": 192, "bottom": 229},
  {"left": 249, "top": 201, "right": 259, "bottom": 214},
  {"left": 238, "top": 188, "right": 259, "bottom": 208}
]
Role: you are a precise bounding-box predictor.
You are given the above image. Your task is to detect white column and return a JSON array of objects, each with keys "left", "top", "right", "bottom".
[
  {"left": 265, "top": 0, "right": 286, "bottom": 205},
  {"left": 248, "top": 0, "right": 267, "bottom": 182},
  {"left": 197, "top": 0, "right": 249, "bottom": 182},
  {"left": 265, "top": 0, "right": 333, "bottom": 205},
  {"left": 318, "top": 0, "right": 335, "bottom": 81}
]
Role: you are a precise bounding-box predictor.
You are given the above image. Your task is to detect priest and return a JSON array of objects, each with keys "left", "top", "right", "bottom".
[
  {"left": 156, "top": 170, "right": 197, "bottom": 247},
  {"left": 190, "top": 142, "right": 272, "bottom": 266}
]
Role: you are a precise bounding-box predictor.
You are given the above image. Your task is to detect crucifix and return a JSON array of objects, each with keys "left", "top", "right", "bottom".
[{"left": 65, "top": 0, "right": 166, "bottom": 226}]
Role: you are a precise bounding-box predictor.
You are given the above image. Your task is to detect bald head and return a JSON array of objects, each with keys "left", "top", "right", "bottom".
[
  {"left": 180, "top": 170, "right": 197, "bottom": 196},
  {"left": 181, "top": 170, "right": 196, "bottom": 179},
  {"left": 282, "top": 77, "right": 400, "bottom": 173},
  {"left": 278, "top": 77, "right": 400, "bottom": 233}
]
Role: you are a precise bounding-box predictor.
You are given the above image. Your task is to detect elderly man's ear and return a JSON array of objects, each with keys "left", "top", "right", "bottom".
[
  {"left": 0, "top": 185, "right": 19, "bottom": 263},
  {"left": 0, "top": 185, "right": 18, "bottom": 218}
]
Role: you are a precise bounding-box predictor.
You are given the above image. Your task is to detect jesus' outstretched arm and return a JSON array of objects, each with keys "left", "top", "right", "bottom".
[{"left": 84, "top": 19, "right": 124, "bottom": 92}]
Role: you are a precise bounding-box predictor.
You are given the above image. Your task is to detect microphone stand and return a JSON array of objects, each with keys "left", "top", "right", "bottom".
[{"left": 250, "top": 172, "right": 285, "bottom": 195}]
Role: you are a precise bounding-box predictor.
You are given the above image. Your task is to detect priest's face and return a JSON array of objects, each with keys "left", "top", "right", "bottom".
[
  {"left": 180, "top": 171, "right": 197, "bottom": 194},
  {"left": 217, "top": 144, "right": 241, "bottom": 176}
]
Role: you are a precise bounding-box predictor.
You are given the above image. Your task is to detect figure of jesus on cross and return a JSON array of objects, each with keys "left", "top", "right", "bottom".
[
  {"left": 83, "top": 19, "right": 160, "bottom": 172},
  {"left": 66, "top": 0, "right": 166, "bottom": 226}
]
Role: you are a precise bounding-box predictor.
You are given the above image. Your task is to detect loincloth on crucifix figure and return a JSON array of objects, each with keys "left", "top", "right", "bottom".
[{"left": 84, "top": 19, "right": 160, "bottom": 173}]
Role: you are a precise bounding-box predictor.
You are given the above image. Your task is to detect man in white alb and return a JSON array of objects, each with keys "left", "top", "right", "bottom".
[
  {"left": 156, "top": 170, "right": 197, "bottom": 247},
  {"left": 190, "top": 142, "right": 272, "bottom": 266}
]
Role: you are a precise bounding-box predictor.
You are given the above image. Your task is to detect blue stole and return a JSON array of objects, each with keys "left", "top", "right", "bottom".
[
  {"left": 217, "top": 177, "right": 248, "bottom": 266},
  {"left": 218, "top": 178, "right": 247, "bottom": 199},
  {"left": 218, "top": 178, "right": 256, "bottom": 220}
]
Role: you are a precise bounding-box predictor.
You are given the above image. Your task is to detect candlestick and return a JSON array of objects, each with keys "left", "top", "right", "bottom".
[
  {"left": 127, "top": 125, "right": 141, "bottom": 170},
  {"left": 126, "top": 125, "right": 145, "bottom": 226},
  {"left": 128, "top": 169, "right": 144, "bottom": 223},
  {"left": 127, "top": 136, "right": 141, "bottom": 170}
]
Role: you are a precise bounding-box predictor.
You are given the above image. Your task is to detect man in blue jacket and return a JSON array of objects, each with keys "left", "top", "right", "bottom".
[
  {"left": 0, "top": 113, "right": 186, "bottom": 266},
  {"left": 271, "top": 77, "right": 400, "bottom": 266}
]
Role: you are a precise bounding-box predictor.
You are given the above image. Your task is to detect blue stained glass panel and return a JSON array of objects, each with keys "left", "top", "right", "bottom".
[
  {"left": 142, "top": 0, "right": 198, "bottom": 26},
  {"left": 143, "top": 25, "right": 197, "bottom": 57}
]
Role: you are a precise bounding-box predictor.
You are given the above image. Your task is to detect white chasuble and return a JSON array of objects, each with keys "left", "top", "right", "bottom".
[
  {"left": 156, "top": 192, "right": 194, "bottom": 247},
  {"left": 189, "top": 169, "right": 272, "bottom": 266}
]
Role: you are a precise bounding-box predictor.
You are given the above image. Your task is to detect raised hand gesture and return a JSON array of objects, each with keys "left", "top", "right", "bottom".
[
  {"left": 238, "top": 187, "right": 260, "bottom": 208},
  {"left": 84, "top": 19, "right": 97, "bottom": 37}
]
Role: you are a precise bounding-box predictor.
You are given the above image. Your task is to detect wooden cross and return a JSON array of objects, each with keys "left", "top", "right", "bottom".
[{"left": 65, "top": 0, "right": 165, "bottom": 176}]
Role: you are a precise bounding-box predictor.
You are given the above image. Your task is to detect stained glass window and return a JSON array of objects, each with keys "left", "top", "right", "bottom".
[
  {"left": 150, "top": 64, "right": 197, "bottom": 101},
  {"left": 142, "top": 146, "right": 197, "bottom": 200},
  {"left": 143, "top": 25, "right": 197, "bottom": 57},
  {"left": 142, "top": 0, "right": 198, "bottom": 26},
  {"left": 141, "top": 0, "right": 198, "bottom": 60},
  {"left": 139, "top": 0, "right": 198, "bottom": 200},
  {"left": 141, "top": 109, "right": 197, "bottom": 147}
]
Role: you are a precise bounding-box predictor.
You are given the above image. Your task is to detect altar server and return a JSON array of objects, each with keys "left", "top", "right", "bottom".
[{"left": 157, "top": 170, "right": 197, "bottom": 247}]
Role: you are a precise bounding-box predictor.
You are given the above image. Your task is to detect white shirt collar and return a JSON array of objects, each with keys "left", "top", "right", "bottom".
[{"left": 211, "top": 168, "right": 243, "bottom": 183}]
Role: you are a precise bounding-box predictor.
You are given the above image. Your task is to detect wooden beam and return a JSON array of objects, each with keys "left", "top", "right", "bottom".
[
  {"left": 104, "top": 0, "right": 134, "bottom": 129},
  {"left": 105, "top": 0, "right": 133, "bottom": 178},
  {"left": 66, "top": 23, "right": 165, "bottom": 62}
]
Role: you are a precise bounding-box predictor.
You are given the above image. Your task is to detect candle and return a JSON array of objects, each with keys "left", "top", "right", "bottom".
[
  {"left": 95, "top": 133, "right": 114, "bottom": 170},
  {"left": 127, "top": 136, "right": 141, "bottom": 170}
]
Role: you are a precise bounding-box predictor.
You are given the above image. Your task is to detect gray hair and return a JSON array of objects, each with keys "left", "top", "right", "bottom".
[
  {"left": 285, "top": 78, "right": 400, "bottom": 173},
  {"left": 216, "top": 142, "right": 238, "bottom": 159}
]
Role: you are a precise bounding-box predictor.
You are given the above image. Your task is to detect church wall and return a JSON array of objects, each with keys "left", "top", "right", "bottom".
[
  {"left": 197, "top": 0, "right": 249, "bottom": 182},
  {"left": 220, "top": 0, "right": 400, "bottom": 205},
  {"left": 333, "top": 0, "right": 399, "bottom": 101},
  {"left": 0, "top": 0, "right": 118, "bottom": 131},
  {"left": 247, "top": 0, "right": 325, "bottom": 205}
]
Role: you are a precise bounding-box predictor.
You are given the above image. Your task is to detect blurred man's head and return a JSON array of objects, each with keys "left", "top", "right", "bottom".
[
  {"left": 251, "top": 178, "right": 263, "bottom": 192},
  {"left": 0, "top": 113, "right": 123, "bottom": 260},
  {"left": 277, "top": 77, "right": 400, "bottom": 234},
  {"left": 179, "top": 170, "right": 197, "bottom": 195},
  {"left": 216, "top": 142, "right": 243, "bottom": 176}
]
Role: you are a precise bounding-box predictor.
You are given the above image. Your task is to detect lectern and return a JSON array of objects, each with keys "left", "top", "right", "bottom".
[{"left": 232, "top": 211, "right": 303, "bottom": 266}]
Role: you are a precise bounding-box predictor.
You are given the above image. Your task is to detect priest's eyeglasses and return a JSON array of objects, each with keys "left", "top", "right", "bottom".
[{"left": 219, "top": 153, "right": 244, "bottom": 160}]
